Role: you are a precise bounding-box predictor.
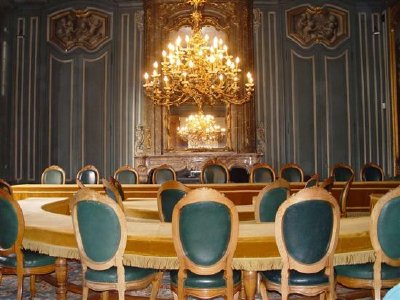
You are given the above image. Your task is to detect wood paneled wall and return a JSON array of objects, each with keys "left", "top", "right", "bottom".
[
  {"left": 253, "top": 0, "right": 392, "bottom": 179},
  {"left": 1, "top": 0, "right": 394, "bottom": 183}
]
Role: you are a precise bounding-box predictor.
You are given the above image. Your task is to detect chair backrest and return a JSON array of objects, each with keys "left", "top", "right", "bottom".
[
  {"left": 370, "top": 186, "right": 400, "bottom": 267},
  {"left": 157, "top": 180, "right": 191, "bottom": 222},
  {"left": 275, "top": 187, "right": 340, "bottom": 274},
  {"left": 0, "top": 190, "right": 24, "bottom": 255},
  {"left": 102, "top": 178, "right": 124, "bottom": 211},
  {"left": 41, "top": 165, "right": 66, "bottom": 184},
  {"left": 254, "top": 178, "right": 290, "bottom": 222},
  {"left": 0, "top": 178, "right": 13, "bottom": 195},
  {"left": 304, "top": 173, "right": 320, "bottom": 188},
  {"left": 71, "top": 188, "right": 126, "bottom": 272},
  {"left": 279, "top": 163, "right": 304, "bottom": 182},
  {"left": 338, "top": 175, "right": 354, "bottom": 217},
  {"left": 152, "top": 164, "right": 176, "bottom": 184},
  {"left": 250, "top": 163, "right": 276, "bottom": 183},
  {"left": 330, "top": 163, "right": 354, "bottom": 182},
  {"left": 109, "top": 176, "right": 126, "bottom": 201},
  {"left": 360, "top": 162, "right": 384, "bottom": 181},
  {"left": 320, "top": 176, "right": 334, "bottom": 192},
  {"left": 228, "top": 165, "right": 249, "bottom": 183},
  {"left": 114, "top": 165, "right": 139, "bottom": 184},
  {"left": 201, "top": 159, "right": 230, "bottom": 184},
  {"left": 172, "top": 188, "right": 238, "bottom": 277},
  {"left": 76, "top": 165, "right": 99, "bottom": 184}
]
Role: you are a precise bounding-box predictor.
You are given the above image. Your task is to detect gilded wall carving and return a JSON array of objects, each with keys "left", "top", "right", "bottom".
[
  {"left": 48, "top": 8, "right": 112, "bottom": 52},
  {"left": 286, "top": 5, "right": 349, "bottom": 48}
]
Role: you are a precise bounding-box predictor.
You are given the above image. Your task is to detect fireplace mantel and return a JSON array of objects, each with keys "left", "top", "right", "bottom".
[{"left": 134, "top": 152, "right": 261, "bottom": 183}]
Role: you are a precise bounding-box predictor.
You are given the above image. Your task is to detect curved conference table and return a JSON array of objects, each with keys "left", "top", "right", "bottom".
[{"left": 18, "top": 193, "right": 375, "bottom": 300}]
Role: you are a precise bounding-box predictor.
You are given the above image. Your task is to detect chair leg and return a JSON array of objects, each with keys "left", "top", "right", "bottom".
[
  {"left": 150, "top": 271, "right": 163, "bottom": 300},
  {"left": 117, "top": 288, "right": 125, "bottom": 300},
  {"left": 82, "top": 286, "right": 89, "bottom": 300},
  {"left": 30, "top": 274, "right": 36, "bottom": 299},
  {"left": 101, "top": 291, "right": 109, "bottom": 300},
  {"left": 17, "top": 274, "right": 24, "bottom": 300},
  {"left": 259, "top": 281, "right": 269, "bottom": 300}
]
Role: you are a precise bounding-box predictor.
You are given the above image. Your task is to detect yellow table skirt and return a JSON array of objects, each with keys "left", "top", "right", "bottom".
[{"left": 20, "top": 198, "right": 374, "bottom": 271}]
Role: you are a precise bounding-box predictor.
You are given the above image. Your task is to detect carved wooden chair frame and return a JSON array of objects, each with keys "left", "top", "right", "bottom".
[
  {"left": 330, "top": 163, "right": 354, "bottom": 181},
  {"left": 360, "top": 162, "right": 384, "bottom": 181},
  {"left": 157, "top": 180, "right": 191, "bottom": 222},
  {"left": 76, "top": 164, "right": 100, "bottom": 184},
  {"left": 200, "top": 158, "right": 230, "bottom": 184},
  {"left": 279, "top": 163, "right": 304, "bottom": 182},
  {"left": 151, "top": 164, "right": 177, "bottom": 184},
  {"left": 114, "top": 165, "right": 139, "bottom": 184},
  {"left": 41, "top": 165, "right": 66, "bottom": 184},
  {"left": 171, "top": 188, "right": 240, "bottom": 299},
  {"left": 249, "top": 163, "right": 276, "bottom": 183}
]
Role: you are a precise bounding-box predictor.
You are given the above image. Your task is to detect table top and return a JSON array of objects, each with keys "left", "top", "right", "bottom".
[{"left": 20, "top": 197, "right": 375, "bottom": 271}]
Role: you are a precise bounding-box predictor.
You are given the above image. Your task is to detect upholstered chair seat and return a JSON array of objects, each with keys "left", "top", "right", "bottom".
[
  {"left": 0, "top": 250, "right": 56, "bottom": 268},
  {"left": 261, "top": 269, "right": 329, "bottom": 286},
  {"left": 336, "top": 263, "right": 400, "bottom": 280},
  {"left": 85, "top": 266, "right": 158, "bottom": 283},
  {"left": 170, "top": 269, "right": 241, "bottom": 289}
]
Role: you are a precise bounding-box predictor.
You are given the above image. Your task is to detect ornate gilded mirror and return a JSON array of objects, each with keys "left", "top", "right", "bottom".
[{"left": 143, "top": 0, "right": 255, "bottom": 155}]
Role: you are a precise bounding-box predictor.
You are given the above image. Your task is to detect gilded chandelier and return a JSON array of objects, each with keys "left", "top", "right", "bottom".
[
  {"left": 143, "top": 0, "right": 254, "bottom": 109},
  {"left": 177, "top": 111, "right": 226, "bottom": 149}
]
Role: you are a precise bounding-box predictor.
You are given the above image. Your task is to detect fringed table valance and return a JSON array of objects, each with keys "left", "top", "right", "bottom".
[{"left": 21, "top": 197, "right": 373, "bottom": 271}]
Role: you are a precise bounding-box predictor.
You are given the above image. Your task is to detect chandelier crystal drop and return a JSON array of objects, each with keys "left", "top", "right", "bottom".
[
  {"left": 143, "top": 0, "right": 254, "bottom": 109},
  {"left": 177, "top": 111, "right": 226, "bottom": 149}
]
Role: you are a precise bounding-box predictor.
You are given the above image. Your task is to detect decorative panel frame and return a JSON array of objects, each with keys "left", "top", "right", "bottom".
[
  {"left": 47, "top": 7, "right": 112, "bottom": 52},
  {"left": 286, "top": 4, "right": 349, "bottom": 49}
]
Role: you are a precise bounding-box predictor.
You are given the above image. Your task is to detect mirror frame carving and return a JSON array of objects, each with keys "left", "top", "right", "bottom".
[
  {"left": 143, "top": 0, "right": 255, "bottom": 155},
  {"left": 389, "top": 2, "right": 400, "bottom": 176}
]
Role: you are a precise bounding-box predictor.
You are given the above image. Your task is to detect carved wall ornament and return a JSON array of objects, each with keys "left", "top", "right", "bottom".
[
  {"left": 286, "top": 5, "right": 349, "bottom": 49},
  {"left": 135, "top": 124, "right": 152, "bottom": 155},
  {"left": 256, "top": 122, "right": 266, "bottom": 155},
  {"left": 48, "top": 8, "right": 112, "bottom": 52}
]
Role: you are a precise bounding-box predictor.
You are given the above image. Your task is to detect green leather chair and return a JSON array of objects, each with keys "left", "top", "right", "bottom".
[
  {"left": 320, "top": 176, "right": 334, "bottom": 192},
  {"left": 0, "top": 178, "right": 13, "bottom": 195},
  {"left": 102, "top": 178, "right": 124, "bottom": 211},
  {"left": 152, "top": 164, "right": 176, "bottom": 184},
  {"left": 360, "top": 162, "right": 384, "bottom": 181},
  {"left": 279, "top": 163, "right": 304, "bottom": 182},
  {"left": 114, "top": 165, "right": 139, "bottom": 184},
  {"left": 330, "top": 163, "right": 354, "bottom": 182},
  {"left": 335, "top": 186, "right": 400, "bottom": 299},
  {"left": 259, "top": 187, "right": 340, "bottom": 300},
  {"left": 337, "top": 175, "right": 354, "bottom": 217},
  {"left": 0, "top": 190, "right": 56, "bottom": 300},
  {"left": 171, "top": 188, "right": 241, "bottom": 299},
  {"left": 76, "top": 164, "right": 99, "bottom": 185},
  {"left": 229, "top": 165, "right": 249, "bottom": 183},
  {"left": 201, "top": 160, "right": 229, "bottom": 184},
  {"left": 254, "top": 178, "right": 290, "bottom": 222},
  {"left": 304, "top": 173, "right": 319, "bottom": 188},
  {"left": 41, "top": 165, "right": 66, "bottom": 184},
  {"left": 157, "top": 180, "right": 190, "bottom": 222},
  {"left": 250, "top": 163, "right": 276, "bottom": 183},
  {"left": 71, "top": 188, "right": 162, "bottom": 299}
]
